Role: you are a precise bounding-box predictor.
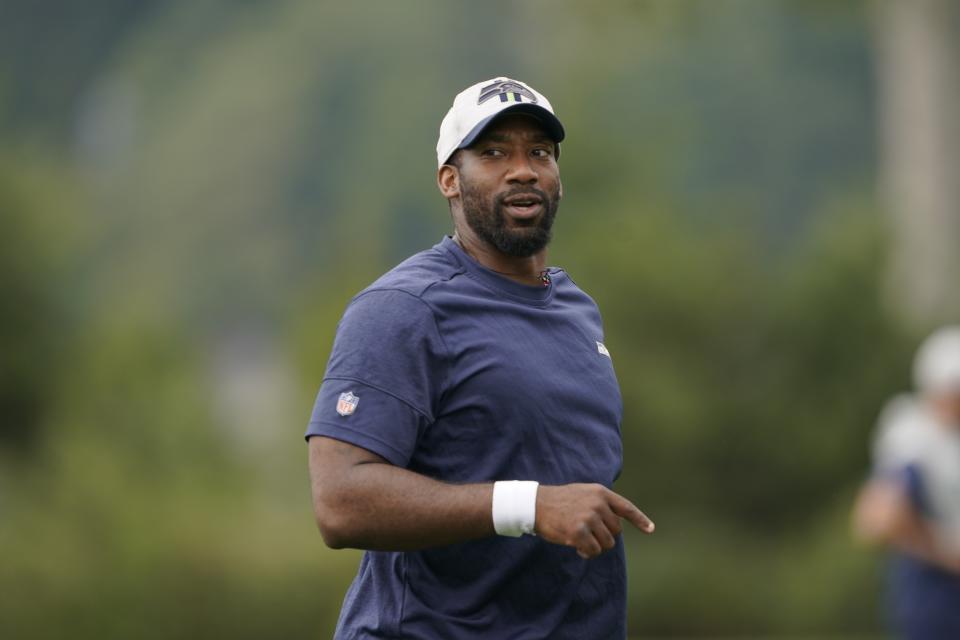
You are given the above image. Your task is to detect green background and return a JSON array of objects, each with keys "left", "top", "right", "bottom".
[{"left": 0, "top": 1, "right": 933, "bottom": 637}]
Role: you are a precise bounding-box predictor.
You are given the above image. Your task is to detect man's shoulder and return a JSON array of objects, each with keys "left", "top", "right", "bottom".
[
  {"left": 332, "top": 244, "right": 459, "bottom": 350},
  {"left": 356, "top": 241, "right": 461, "bottom": 305}
]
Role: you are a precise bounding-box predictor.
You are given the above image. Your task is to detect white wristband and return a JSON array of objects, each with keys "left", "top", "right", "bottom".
[{"left": 492, "top": 480, "right": 539, "bottom": 537}]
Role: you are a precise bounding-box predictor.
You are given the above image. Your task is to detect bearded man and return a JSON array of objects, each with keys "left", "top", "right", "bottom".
[{"left": 306, "top": 77, "right": 654, "bottom": 640}]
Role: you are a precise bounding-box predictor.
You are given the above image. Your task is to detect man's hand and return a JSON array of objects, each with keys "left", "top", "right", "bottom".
[{"left": 535, "top": 484, "right": 655, "bottom": 559}]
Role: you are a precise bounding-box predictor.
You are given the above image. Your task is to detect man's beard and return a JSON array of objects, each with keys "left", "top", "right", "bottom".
[{"left": 460, "top": 179, "right": 560, "bottom": 258}]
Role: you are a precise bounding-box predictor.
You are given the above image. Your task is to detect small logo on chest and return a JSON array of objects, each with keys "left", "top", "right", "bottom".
[
  {"left": 336, "top": 391, "right": 359, "bottom": 416},
  {"left": 596, "top": 341, "right": 611, "bottom": 358}
]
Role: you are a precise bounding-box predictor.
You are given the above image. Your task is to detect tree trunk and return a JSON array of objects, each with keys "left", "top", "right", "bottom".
[{"left": 875, "top": 0, "right": 960, "bottom": 328}]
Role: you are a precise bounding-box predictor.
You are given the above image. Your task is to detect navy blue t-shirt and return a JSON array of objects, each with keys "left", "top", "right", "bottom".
[{"left": 306, "top": 236, "right": 627, "bottom": 640}]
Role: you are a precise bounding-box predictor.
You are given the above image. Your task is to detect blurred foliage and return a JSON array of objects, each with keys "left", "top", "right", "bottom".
[
  {"left": 0, "top": 0, "right": 923, "bottom": 637},
  {"left": 0, "top": 156, "right": 78, "bottom": 449}
]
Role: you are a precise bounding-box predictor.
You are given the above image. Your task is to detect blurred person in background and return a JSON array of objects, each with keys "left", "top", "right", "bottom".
[{"left": 853, "top": 326, "right": 960, "bottom": 639}]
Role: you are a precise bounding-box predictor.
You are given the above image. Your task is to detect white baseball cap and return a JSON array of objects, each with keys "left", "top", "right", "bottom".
[
  {"left": 436, "top": 77, "right": 565, "bottom": 168},
  {"left": 914, "top": 325, "right": 960, "bottom": 394}
]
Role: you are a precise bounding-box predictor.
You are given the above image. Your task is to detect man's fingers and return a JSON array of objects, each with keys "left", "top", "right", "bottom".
[
  {"left": 600, "top": 508, "right": 623, "bottom": 538},
  {"left": 609, "top": 494, "right": 655, "bottom": 533},
  {"left": 592, "top": 517, "right": 617, "bottom": 551},
  {"left": 542, "top": 485, "right": 652, "bottom": 558},
  {"left": 576, "top": 530, "right": 603, "bottom": 559}
]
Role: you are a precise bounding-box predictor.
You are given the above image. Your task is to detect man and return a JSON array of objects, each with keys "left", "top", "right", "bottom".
[
  {"left": 852, "top": 326, "right": 960, "bottom": 639},
  {"left": 306, "top": 77, "right": 654, "bottom": 640}
]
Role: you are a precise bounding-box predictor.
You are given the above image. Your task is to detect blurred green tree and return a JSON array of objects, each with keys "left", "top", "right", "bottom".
[{"left": 0, "top": 163, "right": 68, "bottom": 449}]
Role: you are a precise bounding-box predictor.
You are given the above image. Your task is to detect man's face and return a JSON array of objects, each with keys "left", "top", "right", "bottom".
[{"left": 453, "top": 114, "right": 561, "bottom": 258}]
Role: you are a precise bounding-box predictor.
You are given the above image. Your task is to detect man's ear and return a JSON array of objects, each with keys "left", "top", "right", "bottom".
[
  {"left": 437, "top": 164, "right": 460, "bottom": 199},
  {"left": 558, "top": 178, "right": 563, "bottom": 201}
]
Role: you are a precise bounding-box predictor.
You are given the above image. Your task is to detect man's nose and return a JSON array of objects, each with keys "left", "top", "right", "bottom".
[{"left": 505, "top": 153, "right": 538, "bottom": 184}]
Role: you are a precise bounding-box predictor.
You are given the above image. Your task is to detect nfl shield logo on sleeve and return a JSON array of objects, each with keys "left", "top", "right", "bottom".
[{"left": 336, "top": 391, "right": 359, "bottom": 416}]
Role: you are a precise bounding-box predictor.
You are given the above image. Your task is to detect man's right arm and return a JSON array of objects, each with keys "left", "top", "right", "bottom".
[{"left": 309, "top": 436, "right": 654, "bottom": 558}]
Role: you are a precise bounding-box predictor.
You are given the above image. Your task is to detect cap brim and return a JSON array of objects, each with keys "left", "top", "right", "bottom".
[{"left": 458, "top": 103, "right": 565, "bottom": 152}]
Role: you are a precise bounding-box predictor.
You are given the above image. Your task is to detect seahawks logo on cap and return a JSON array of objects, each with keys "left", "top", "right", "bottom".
[{"left": 478, "top": 79, "right": 538, "bottom": 105}]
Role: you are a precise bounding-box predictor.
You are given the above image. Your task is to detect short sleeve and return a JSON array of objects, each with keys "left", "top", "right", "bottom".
[
  {"left": 872, "top": 395, "right": 925, "bottom": 473},
  {"left": 305, "top": 289, "right": 448, "bottom": 467},
  {"left": 870, "top": 394, "right": 931, "bottom": 513}
]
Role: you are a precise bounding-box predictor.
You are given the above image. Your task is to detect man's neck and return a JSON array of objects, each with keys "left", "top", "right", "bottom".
[{"left": 452, "top": 231, "right": 548, "bottom": 286}]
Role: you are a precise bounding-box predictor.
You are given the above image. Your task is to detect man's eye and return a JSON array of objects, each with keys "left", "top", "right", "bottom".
[
  {"left": 482, "top": 148, "right": 505, "bottom": 158},
  {"left": 532, "top": 148, "right": 553, "bottom": 158}
]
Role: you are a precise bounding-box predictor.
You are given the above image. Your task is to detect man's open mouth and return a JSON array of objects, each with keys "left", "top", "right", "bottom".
[{"left": 502, "top": 194, "right": 544, "bottom": 219}]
